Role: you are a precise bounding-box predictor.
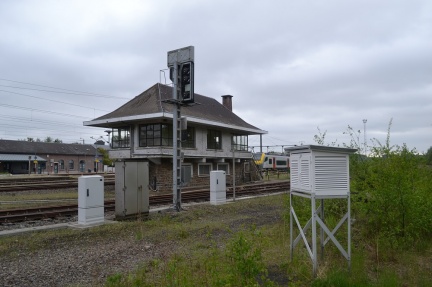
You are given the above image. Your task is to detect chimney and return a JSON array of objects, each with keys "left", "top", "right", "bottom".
[{"left": 221, "top": 95, "right": 233, "bottom": 111}]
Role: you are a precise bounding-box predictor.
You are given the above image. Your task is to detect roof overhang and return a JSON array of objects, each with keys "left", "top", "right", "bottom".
[
  {"left": 0, "top": 154, "right": 47, "bottom": 162},
  {"left": 285, "top": 145, "right": 357, "bottom": 154},
  {"left": 84, "top": 112, "right": 268, "bottom": 135}
]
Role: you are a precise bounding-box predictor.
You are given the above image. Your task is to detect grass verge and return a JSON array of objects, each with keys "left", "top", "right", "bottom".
[{"left": 1, "top": 194, "right": 431, "bottom": 286}]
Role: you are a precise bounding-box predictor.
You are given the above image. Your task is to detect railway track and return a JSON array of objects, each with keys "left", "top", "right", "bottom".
[
  {"left": 0, "top": 175, "right": 115, "bottom": 192},
  {"left": 0, "top": 181, "right": 289, "bottom": 223}
]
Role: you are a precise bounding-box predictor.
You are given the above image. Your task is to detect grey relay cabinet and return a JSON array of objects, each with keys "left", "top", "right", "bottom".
[
  {"left": 286, "top": 145, "right": 357, "bottom": 276},
  {"left": 115, "top": 160, "right": 150, "bottom": 219},
  {"left": 289, "top": 145, "right": 356, "bottom": 197}
]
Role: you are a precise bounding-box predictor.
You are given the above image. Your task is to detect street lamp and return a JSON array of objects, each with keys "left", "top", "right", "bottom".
[
  {"left": 34, "top": 155, "right": 37, "bottom": 174},
  {"left": 104, "top": 130, "right": 111, "bottom": 144},
  {"left": 85, "top": 148, "right": 89, "bottom": 172},
  {"left": 363, "top": 119, "right": 367, "bottom": 155}
]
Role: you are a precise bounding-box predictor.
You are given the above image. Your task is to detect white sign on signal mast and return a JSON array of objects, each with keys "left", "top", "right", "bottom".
[
  {"left": 167, "top": 46, "right": 194, "bottom": 66},
  {"left": 167, "top": 46, "right": 195, "bottom": 103}
]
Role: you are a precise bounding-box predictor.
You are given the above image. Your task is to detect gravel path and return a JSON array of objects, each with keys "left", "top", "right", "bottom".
[{"left": 1, "top": 233, "right": 168, "bottom": 286}]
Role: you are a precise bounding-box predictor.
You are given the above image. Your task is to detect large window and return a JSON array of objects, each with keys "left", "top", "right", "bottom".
[
  {"left": 232, "top": 135, "right": 248, "bottom": 151},
  {"left": 139, "top": 124, "right": 195, "bottom": 148},
  {"left": 207, "top": 130, "right": 222, "bottom": 150},
  {"left": 112, "top": 127, "right": 130, "bottom": 148},
  {"left": 68, "top": 160, "right": 74, "bottom": 170},
  {"left": 139, "top": 124, "right": 172, "bottom": 147},
  {"left": 198, "top": 163, "right": 212, "bottom": 176},
  {"left": 182, "top": 127, "right": 195, "bottom": 148}
]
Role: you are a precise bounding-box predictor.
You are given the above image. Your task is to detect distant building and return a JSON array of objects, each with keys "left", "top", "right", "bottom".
[
  {"left": 0, "top": 140, "right": 101, "bottom": 174},
  {"left": 84, "top": 83, "right": 267, "bottom": 191}
]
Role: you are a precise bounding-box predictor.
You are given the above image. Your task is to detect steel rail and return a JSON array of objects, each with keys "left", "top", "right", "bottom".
[
  {"left": 0, "top": 179, "right": 115, "bottom": 192},
  {"left": 0, "top": 181, "right": 289, "bottom": 223}
]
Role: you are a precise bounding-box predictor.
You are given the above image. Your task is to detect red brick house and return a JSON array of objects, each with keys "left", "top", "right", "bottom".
[{"left": 0, "top": 140, "right": 101, "bottom": 174}]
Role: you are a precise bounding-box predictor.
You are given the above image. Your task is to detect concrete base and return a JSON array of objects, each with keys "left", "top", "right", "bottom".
[
  {"left": 210, "top": 191, "right": 226, "bottom": 205},
  {"left": 69, "top": 220, "right": 117, "bottom": 230}
]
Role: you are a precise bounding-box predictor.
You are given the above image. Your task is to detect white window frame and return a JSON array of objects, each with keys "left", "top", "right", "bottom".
[
  {"left": 198, "top": 163, "right": 212, "bottom": 177},
  {"left": 217, "top": 163, "right": 230, "bottom": 175}
]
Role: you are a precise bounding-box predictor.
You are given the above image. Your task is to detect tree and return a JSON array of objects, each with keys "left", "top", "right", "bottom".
[
  {"left": 98, "top": 148, "right": 113, "bottom": 167},
  {"left": 426, "top": 146, "right": 432, "bottom": 165}
]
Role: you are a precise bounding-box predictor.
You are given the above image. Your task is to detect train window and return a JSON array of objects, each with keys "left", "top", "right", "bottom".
[
  {"left": 253, "top": 153, "right": 261, "bottom": 160},
  {"left": 198, "top": 163, "right": 212, "bottom": 176},
  {"left": 268, "top": 159, "right": 273, "bottom": 164},
  {"left": 217, "top": 163, "right": 229, "bottom": 174},
  {"left": 276, "top": 160, "right": 287, "bottom": 166}
]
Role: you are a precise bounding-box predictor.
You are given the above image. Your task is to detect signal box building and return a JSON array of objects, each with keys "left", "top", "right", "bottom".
[{"left": 84, "top": 83, "right": 267, "bottom": 192}]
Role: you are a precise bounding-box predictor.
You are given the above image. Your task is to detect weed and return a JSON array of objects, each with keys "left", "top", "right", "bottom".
[{"left": 105, "top": 273, "right": 123, "bottom": 287}]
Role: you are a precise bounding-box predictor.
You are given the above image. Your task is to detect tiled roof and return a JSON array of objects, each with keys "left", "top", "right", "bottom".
[
  {"left": 0, "top": 140, "right": 97, "bottom": 156},
  {"left": 86, "top": 83, "right": 267, "bottom": 134}
]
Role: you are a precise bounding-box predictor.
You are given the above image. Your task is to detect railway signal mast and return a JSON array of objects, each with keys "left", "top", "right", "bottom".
[{"left": 167, "top": 46, "right": 195, "bottom": 211}]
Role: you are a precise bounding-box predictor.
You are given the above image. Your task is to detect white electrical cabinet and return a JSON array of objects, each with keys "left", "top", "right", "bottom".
[
  {"left": 115, "top": 161, "right": 149, "bottom": 219},
  {"left": 210, "top": 170, "right": 226, "bottom": 205},
  {"left": 287, "top": 145, "right": 356, "bottom": 197},
  {"left": 78, "top": 175, "right": 105, "bottom": 225}
]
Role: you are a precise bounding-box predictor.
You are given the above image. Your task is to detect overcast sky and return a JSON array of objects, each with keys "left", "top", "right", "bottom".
[{"left": 0, "top": 0, "right": 431, "bottom": 153}]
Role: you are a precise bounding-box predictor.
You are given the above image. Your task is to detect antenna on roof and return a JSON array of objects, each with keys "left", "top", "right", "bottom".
[{"left": 160, "top": 69, "right": 169, "bottom": 84}]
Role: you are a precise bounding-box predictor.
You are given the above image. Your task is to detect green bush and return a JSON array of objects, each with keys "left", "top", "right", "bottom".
[
  {"left": 315, "top": 121, "right": 432, "bottom": 247},
  {"left": 351, "top": 143, "right": 432, "bottom": 247},
  {"left": 335, "top": 120, "right": 432, "bottom": 249}
]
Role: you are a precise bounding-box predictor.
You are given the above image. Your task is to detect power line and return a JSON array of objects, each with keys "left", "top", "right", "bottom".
[
  {"left": 0, "top": 78, "right": 130, "bottom": 99},
  {"left": 0, "top": 89, "right": 111, "bottom": 112},
  {"left": 0, "top": 128, "right": 102, "bottom": 139},
  {"left": 0, "top": 115, "right": 85, "bottom": 127},
  {"left": 0, "top": 103, "right": 92, "bottom": 119},
  {"left": 0, "top": 123, "right": 96, "bottom": 133},
  {"left": 0, "top": 115, "right": 87, "bottom": 128}
]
